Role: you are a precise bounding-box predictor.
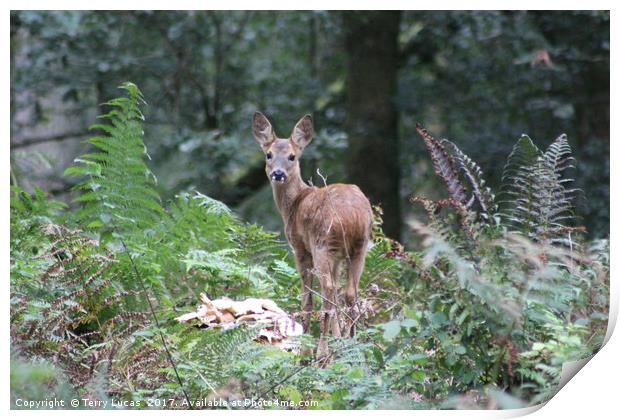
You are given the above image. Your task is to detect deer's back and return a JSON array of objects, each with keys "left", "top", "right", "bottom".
[{"left": 289, "top": 184, "right": 372, "bottom": 257}]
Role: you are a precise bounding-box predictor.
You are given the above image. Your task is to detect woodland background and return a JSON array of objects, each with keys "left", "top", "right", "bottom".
[
  {"left": 10, "top": 10, "right": 610, "bottom": 410},
  {"left": 11, "top": 10, "right": 610, "bottom": 242}
]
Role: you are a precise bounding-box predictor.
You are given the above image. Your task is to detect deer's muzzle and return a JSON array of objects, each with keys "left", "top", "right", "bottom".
[{"left": 270, "top": 170, "right": 287, "bottom": 183}]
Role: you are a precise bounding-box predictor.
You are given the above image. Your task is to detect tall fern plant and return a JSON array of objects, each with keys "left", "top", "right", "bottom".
[
  {"left": 414, "top": 125, "right": 582, "bottom": 247},
  {"left": 500, "top": 134, "right": 580, "bottom": 246},
  {"left": 64, "top": 83, "right": 193, "bottom": 403},
  {"left": 413, "top": 124, "right": 498, "bottom": 227},
  {"left": 64, "top": 82, "right": 164, "bottom": 237},
  {"left": 411, "top": 124, "right": 498, "bottom": 250}
]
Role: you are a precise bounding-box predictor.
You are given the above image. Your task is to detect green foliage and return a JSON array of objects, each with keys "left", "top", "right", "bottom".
[
  {"left": 393, "top": 224, "right": 602, "bottom": 401},
  {"left": 10, "top": 215, "right": 148, "bottom": 390},
  {"left": 402, "top": 126, "right": 608, "bottom": 406},
  {"left": 10, "top": 185, "right": 67, "bottom": 290},
  {"left": 516, "top": 312, "right": 588, "bottom": 404},
  {"left": 11, "top": 83, "right": 304, "bottom": 408},
  {"left": 230, "top": 335, "right": 399, "bottom": 409},
  {"left": 152, "top": 324, "right": 259, "bottom": 403},
  {"left": 10, "top": 355, "right": 77, "bottom": 409},
  {"left": 150, "top": 191, "right": 298, "bottom": 307}
]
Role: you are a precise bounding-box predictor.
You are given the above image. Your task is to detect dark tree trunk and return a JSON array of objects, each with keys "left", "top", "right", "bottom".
[{"left": 343, "top": 11, "right": 402, "bottom": 240}]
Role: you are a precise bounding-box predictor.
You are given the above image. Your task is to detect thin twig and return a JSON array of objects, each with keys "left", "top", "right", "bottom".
[
  {"left": 304, "top": 285, "right": 354, "bottom": 322},
  {"left": 120, "top": 239, "right": 193, "bottom": 409}
]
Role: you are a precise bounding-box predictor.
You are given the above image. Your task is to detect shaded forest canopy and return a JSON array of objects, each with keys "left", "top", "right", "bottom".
[{"left": 10, "top": 10, "right": 609, "bottom": 242}]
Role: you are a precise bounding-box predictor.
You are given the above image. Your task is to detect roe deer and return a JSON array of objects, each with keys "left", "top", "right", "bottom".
[{"left": 251, "top": 111, "right": 372, "bottom": 357}]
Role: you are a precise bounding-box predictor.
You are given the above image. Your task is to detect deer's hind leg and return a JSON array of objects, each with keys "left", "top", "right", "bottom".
[
  {"left": 330, "top": 258, "right": 343, "bottom": 336},
  {"left": 345, "top": 241, "right": 368, "bottom": 337},
  {"left": 313, "top": 246, "right": 340, "bottom": 358}
]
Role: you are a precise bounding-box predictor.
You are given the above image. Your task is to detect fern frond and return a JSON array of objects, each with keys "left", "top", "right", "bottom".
[
  {"left": 410, "top": 196, "right": 480, "bottom": 245},
  {"left": 415, "top": 124, "right": 468, "bottom": 205},
  {"left": 544, "top": 134, "right": 575, "bottom": 174},
  {"left": 500, "top": 134, "right": 581, "bottom": 245},
  {"left": 172, "top": 324, "right": 257, "bottom": 397},
  {"left": 64, "top": 82, "right": 164, "bottom": 234},
  {"left": 500, "top": 135, "right": 541, "bottom": 232},
  {"left": 441, "top": 140, "right": 497, "bottom": 223},
  {"left": 10, "top": 223, "right": 146, "bottom": 387},
  {"left": 502, "top": 135, "right": 542, "bottom": 182},
  {"left": 361, "top": 238, "right": 403, "bottom": 288}
]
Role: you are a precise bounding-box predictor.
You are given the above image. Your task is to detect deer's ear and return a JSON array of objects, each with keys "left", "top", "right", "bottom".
[
  {"left": 252, "top": 111, "right": 275, "bottom": 151},
  {"left": 291, "top": 114, "right": 314, "bottom": 149}
]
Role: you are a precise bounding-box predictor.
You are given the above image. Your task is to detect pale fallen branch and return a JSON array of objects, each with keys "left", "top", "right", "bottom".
[{"left": 175, "top": 293, "right": 303, "bottom": 351}]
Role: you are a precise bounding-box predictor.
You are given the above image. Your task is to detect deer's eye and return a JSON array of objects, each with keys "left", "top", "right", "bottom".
[
  {"left": 266, "top": 152, "right": 273, "bottom": 160},
  {"left": 288, "top": 154, "right": 296, "bottom": 161}
]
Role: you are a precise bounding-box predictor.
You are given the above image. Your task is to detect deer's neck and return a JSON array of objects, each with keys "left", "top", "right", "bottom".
[{"left": 272, "top": 172, "right": 311, "bottom": 226}]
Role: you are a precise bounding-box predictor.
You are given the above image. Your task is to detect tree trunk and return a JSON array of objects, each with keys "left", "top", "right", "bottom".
[{"left": 343, "top": 11, "right": 402, "bottom": 240}]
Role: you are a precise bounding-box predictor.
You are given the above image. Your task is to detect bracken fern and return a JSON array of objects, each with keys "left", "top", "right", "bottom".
[
  {"left": 500, "top": 134, "right": 581, "bottom": 246},
  {"left": 64, "top": 82, "right": 164, "bottom": 235}
]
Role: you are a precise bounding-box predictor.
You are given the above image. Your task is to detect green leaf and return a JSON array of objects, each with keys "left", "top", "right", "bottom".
[
  {"left": 401, "top": 318, "right": 418, "bottom": 329},
  {"left": 382, "top": 320, "right": 401, "bottom": 342},
  {"left": 456, "top": 309, "right": 469, "bottom": 325},
  {"left": 454, "top": 345, "right": 467, "bottom": 355},
  {"left": 431, "top": 312, "right": 447, "bottom": 327},
  {"left": 371, "top": 347, "right": 384, "bottom": 367},
  {"left": 346, "top": 366, "right": 365, "bottom": 380},
  {"left": 410, "top": 370, "right": 425, "bottom": 382},
  {"left": 279, "top": 386, "right": 302, "bottom": 405},
  {"left": 133, "top": 330, "right": 154, "bottom": 337},
  {"left": 408, "top": 353, "right": 428, "bottom": 365}
]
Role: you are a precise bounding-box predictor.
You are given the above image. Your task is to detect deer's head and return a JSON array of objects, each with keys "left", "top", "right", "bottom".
[{"left": 252, "top": 112, "right": 313, "bottom": 184}]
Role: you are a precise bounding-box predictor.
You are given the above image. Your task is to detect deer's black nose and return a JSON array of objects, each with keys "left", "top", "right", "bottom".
[{"left": 270, "top": 170, "right": 287, "bottom": 182}]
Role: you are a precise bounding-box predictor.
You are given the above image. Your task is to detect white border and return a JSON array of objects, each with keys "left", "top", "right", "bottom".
[
  {"left": 4, "top": 3, "right": 617, "bottom": 419},
  {"left": 2, "top": 1, "right": 617, "bottom": 11}
]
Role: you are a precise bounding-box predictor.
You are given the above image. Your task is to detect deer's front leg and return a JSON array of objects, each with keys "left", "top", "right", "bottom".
[{"left": 295, "top": 251, "right": 314, "bottom": 333}]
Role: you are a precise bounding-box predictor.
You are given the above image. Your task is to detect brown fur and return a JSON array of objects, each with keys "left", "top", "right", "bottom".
[{"left": 252, "top": 112, "right": 372, "bottom": 357}]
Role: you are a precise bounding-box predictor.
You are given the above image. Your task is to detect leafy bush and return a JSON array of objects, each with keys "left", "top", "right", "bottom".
[{"left": 400, "top": 125, "right": 608, "bottom": 406}]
